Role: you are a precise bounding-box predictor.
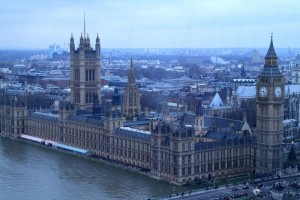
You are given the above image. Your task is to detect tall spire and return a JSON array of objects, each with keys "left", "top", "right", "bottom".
[
  {"left": 265, "top": 33, "right": 278, "bottom": 59},
  {"left": 84, "top": 12, "right": 86, "bottom": 38},
  {"left": 130, "top": 57, "right": 133, "bottom": 68}
]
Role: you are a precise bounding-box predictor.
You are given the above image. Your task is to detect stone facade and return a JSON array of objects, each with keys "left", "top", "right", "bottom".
[
  {"left": 0, "top": 94, "right": 256, "bottom": 186},
  {"left": 70, "top": 33, "right": 101, "bottom": 110},
  {"left": 150, "top": 120, "right": 255, "bottom": 185},
  {"left": 0, "top": 93, "right": 27, "bottom": 138}
]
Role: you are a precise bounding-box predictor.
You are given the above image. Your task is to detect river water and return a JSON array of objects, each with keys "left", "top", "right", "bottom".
[{"left": 0, "top": 137, "right": 195, "bottom": 200}]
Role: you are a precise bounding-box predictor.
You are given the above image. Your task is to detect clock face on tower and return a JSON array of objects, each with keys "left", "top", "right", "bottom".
[
  {"left": 274, "top": 86, "right": 282, "bottom": 98},
  {"left": 259, "top": 86, "right": 268, "bottom": 97}
]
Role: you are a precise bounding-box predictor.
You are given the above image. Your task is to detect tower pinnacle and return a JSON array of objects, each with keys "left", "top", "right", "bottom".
[
  {"left": 265, "top": 34, "right": 277, "bottom": 59},
  {"left": 264, "top": 34, "right": 278, "bottom": 66}
]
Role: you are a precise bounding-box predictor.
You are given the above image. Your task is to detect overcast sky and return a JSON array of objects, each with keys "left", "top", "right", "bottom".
[{"left": 0, "top": 0, "right": 299, "bottom": 49}]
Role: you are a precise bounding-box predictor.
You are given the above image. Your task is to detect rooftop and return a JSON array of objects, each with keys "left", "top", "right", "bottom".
[{"left": 115, "top": 127, "right": 151, "bottom": 141}]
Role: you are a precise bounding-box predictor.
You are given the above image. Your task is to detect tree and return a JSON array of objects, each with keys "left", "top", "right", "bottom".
[{"left": 287, "top": 145, "right": 297, "bottom": 167}]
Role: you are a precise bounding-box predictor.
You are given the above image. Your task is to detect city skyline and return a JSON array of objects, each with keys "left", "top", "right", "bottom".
[{"left": 0, "top": 0, "right": 299, "bottom": 49}]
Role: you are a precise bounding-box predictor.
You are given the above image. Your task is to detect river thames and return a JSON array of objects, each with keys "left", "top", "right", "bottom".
[{"left": 0, "top": 137, "right": 196, "bottom": 200}]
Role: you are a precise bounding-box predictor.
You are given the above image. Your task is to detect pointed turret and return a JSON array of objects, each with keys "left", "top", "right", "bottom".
[
  {"left": 80, "top": 33, "right": 84, "bottom": 48},
  {"left": 265, "top": 35, "right": 278, "bottom": 59},
  {"left": 96, "top": 33, "right": 100, "bottom": 41},
  {"left": 264, "top": 34, "right": 278, "bottom": 66},
  {"left": 130, "top": 57, "right": 133, "bottom": 68},
  {"left": 70, "top": 33, "right": 74, "bottom": 43},
  {"left": 70, "top": 33, "right": 75, "bottom": 52},
  {"left": 127, "top": 58, "right": 136, "bottom": 84},
  {"left": 95, "top": 33, "right": 100, "bottom": 52},
  {"left": 86, "top": 33, "right": 90, "bottom": 45}
]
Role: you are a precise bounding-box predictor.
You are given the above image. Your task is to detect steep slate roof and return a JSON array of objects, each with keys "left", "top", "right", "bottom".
[
  {"left": 209, "top": 92, "right": 224, "bottom": 108},
  {"left": 265, "top": 36, "right": 278, "bottom": 59},
  {"left": 30, "top": 112, "right": 59, "bottom": 122},
  {"left": 114, "top": 127, "right": 150, "bottom": 141},
  {"left": 194, "top": 132, "right": 256, "bottom": 151},
  {"left": 174, "top": 113, "right": 245, "bottom": 132},
  {"left": 205, "top": 132, "right": 242, "bottom": 140},
  {"left": 68, "top": 115, "right": 103, "bottom": 126},
  {"left": 204, "top": 116, "right": 244, "bottom": 131},
  {"left": 124, "top": 120, "right": 150, "bottom": 127}
]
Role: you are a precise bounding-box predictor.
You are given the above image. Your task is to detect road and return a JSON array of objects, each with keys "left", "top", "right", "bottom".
[
  {"left": 158, "top": 174, "right": 300, "bottom": 200},
  {"left": 165, "top": 184, "right": 252, "bottom": 200}
]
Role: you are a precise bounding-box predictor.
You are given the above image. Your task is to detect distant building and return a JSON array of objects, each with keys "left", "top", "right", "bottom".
[
  {"left": 183, "top": 56, "right": 207, "bottom": 64},
  {"left": 292, "top": 64, "right": 300, "bottom": 84},
  {"left": 12, "top": 64, "right": 27, "bottom": 74},
  {"left": 49, "top": 44, "right": 64, "bottom": 58},
  {"left": 252, "top": 49, "right": 262, "bottom": 64}
]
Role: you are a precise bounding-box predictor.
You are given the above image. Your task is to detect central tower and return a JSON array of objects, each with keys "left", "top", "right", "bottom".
[
  {"left": 122, "top": 58, "right": 141, "bottom": 120},
  {"left": 256, "top": 36, "right": 285, "bottom": 173},
  {"left": 70, "top": 16, "right": 101, "bottom": 110}
]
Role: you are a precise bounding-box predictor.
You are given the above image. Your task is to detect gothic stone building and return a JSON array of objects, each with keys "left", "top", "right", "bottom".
[
  {"left": 0, "top": 37, "right": 284, "bottom": 186},
  {"left": 0, "top": 92, "right": 257, "bottom": 186}
]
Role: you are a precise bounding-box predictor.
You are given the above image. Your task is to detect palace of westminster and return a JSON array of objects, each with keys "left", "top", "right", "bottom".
[{"left": 0, "top": 29, "right": 287, "bottom": 185}]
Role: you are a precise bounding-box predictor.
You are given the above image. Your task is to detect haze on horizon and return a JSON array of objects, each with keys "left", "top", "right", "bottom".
[{"left": 0, "top": 0, "right": 299, "bottom": 50}]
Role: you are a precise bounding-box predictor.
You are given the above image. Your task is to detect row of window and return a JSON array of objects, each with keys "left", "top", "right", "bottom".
[
  {"left": 112, "top": 148, "right": 150, "bottom": 163},
  {"left": 28, "top": 120, "right": 59, "bottom": 132},
  {"left": 112, "top": 137, "right": 149, "bottom": 151}
]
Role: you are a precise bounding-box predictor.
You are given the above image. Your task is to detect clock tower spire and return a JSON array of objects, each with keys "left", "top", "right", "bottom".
[{"left": 256, "top": 35, "right": 285, "bottom": 173}]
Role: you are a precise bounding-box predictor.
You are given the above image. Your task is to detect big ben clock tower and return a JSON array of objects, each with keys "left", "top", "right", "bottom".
[{"left": 256, "top": 35, "right": 285, "bottom": 173}]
